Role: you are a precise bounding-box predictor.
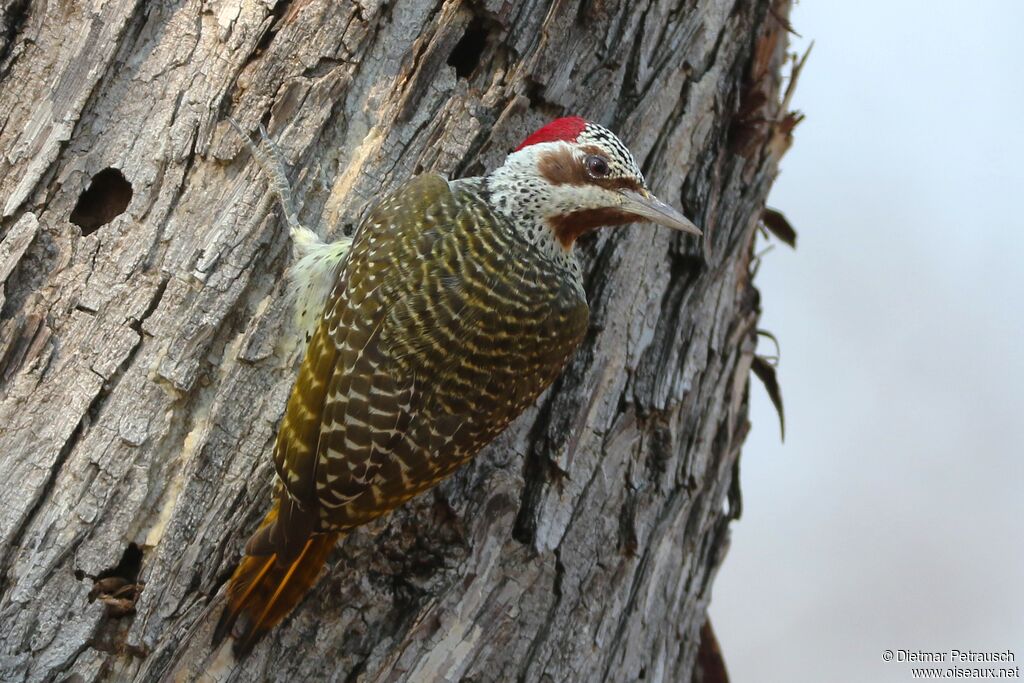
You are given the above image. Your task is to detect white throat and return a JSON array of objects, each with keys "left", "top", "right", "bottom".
[{"left": 483, "top": 141, "right": 584, "bottom": 284}]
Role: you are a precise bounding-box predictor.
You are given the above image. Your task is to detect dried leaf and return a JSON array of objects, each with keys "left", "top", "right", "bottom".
[
  {"left": 693, "top": 619, "right": 731, "bottom": 683},
  {"left": 88, "top": 576, "right": 129, "bottom": 602},
  {"left": 756, "top": 329, "right": 781, "bottom": 363},
  {"left": 100, "top": 597, "right": 137, "bottom": 618},
  {"left": 779, "top": 110, "right": 805, "bottom": 137},
  {"left": 752, "top": 355, "right": 785, "bottom": 441},
  {"left": 761, "top": 208, "right": 797, "bottom": 248}
]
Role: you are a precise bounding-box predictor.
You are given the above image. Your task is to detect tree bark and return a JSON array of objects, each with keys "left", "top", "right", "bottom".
[{"left": 0, "top": 0, "right": 796, "bottom": 681}]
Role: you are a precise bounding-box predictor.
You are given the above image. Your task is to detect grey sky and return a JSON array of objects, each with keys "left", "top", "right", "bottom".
[{"left": 710, "top": 1, "right": 1024, "bottom": 681}]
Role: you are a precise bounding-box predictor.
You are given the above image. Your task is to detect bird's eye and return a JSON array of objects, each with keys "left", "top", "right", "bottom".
[{"left": 585, "top": 155, "right": 610, "bottom": 178}]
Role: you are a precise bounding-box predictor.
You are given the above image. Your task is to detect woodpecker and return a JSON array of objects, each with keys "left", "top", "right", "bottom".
[{"left": 214, "top": 117, "right": 701, "bottom": 656}]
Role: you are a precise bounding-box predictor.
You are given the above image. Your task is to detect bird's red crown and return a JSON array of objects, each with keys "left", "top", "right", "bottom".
[{"left": 515, "top": 116, "right": 588, "bottom": 151}]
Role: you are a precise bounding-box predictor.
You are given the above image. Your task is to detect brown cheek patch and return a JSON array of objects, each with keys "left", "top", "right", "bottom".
[
  {"left": 549, "top": 208, "right": 635, "bottom": 248},
  {"left": 538, "top": 147, "right": 643, "bottom": 193},
  {"left": 538, "top": 148, "right": 589, "bottom": 186}
]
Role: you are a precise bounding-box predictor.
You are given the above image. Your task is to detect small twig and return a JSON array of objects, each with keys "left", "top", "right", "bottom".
[
  {"left": 780, "top": 42, "right": 813, "bottom": 116},
  {"left": 768, "top": 5, "right": 802, "bottom": 38}
]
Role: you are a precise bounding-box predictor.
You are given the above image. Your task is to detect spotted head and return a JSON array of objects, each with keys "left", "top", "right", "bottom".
[{"left": 486, "top": 117, "right": 701, "bottom": 253}]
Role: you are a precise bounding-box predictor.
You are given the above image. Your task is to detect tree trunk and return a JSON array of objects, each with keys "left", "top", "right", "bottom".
[{"left": 0, "top": 0, "right": 796, "bottom": 680}]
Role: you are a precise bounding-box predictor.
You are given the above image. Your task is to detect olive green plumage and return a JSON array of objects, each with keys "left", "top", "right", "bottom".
[{"left": 271, "top": 173, "right": 588, "bottom": 539}]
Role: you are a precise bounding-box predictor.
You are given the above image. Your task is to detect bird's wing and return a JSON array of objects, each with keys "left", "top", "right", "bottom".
[
  {"left": 262, "top": 175, "right": 454, "bottom": 539},
  {"left": 247, "top": 314, "right": 339, "bottom": 558}
]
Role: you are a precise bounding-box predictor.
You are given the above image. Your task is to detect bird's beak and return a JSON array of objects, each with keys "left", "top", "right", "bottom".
[{"left": 617, "top": 188, "right": 702, "bottom": 236}]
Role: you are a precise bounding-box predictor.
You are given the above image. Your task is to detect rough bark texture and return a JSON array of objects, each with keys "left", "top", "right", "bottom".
[{"left": 0, "top": 0, "right": 796, "bottom": 681}]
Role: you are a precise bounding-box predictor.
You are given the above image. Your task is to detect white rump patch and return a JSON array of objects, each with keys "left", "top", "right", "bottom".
[{"left": 289, "top": 228, "right": 352, "bottom": 342}]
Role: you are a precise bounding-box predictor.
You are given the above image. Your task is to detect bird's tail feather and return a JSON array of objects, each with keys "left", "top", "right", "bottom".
[{"left": 213, "top": 505, "right": 338, "bottom": 658}]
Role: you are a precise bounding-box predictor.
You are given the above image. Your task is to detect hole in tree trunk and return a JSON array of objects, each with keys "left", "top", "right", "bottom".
[
  {"left": 95, "top": 542, "right": 143, "bottom": 583},
  {"left": 447, "top": 17, "right": 490, "bottom": 79},
  {"left": 86, "top": 542, "right": 146, "bottom": 619},
  {"left": 70, "top": 167, "right": 132, "bottom": 235}
]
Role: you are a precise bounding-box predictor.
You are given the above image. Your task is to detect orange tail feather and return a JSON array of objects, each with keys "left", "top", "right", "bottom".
[{"left": 213, "top": 506, "right": 338, "bottom": 657}]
